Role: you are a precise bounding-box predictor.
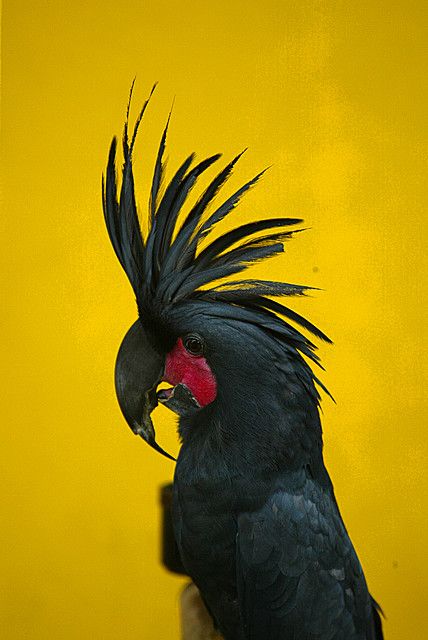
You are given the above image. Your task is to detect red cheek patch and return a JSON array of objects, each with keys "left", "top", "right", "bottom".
[{"left": 164, "top": 338, "right": 217, "bottom": 407}]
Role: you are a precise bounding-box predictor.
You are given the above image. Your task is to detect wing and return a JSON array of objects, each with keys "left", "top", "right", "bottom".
[{"left": 236, "top": 476, "right": 382, "bottom": 640}]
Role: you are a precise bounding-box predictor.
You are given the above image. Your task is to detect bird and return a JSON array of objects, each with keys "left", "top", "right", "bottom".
[{"left": 102, "top": 82, "right": 384, "bottom": 640}]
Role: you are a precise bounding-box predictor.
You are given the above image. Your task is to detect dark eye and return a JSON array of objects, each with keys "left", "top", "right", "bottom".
[{"left": 183, "top": 334, "right": 204, "bottom": 356}]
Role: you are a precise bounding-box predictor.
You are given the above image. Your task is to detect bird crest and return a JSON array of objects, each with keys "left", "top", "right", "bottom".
[{"left": 102, "top": 82, "right": 331, "bottom": 373}]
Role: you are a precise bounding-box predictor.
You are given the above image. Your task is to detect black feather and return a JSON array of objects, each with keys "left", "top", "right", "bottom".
[
  {"left": 199, "top": 167, "right": 269, "bottom": 237},
  {"left": 148, "top": 153, "right": 195, "bottom": 282},
  {"left": 170, "top": 262, "right": 252, "bottom": 303},
  {"left": 119, "top": 136, "right": 145, "bottom": 289},
  {"left": 204, "top": 279, "right": 316, "bottom": 298},
  {"left": 209, "top": 242, "right": 285, "bottom": 270},
  {"left": 129, "top": 82, "right": 157, "bottom": 155},
  {"left": 102, "top": 138, "right": 122, "bottom": 268},
  {"left": 157, "top": 154, "right": 221, "bottom": 266},
  {"left": 149, "top": 109, "right": 171, "bottom": 225},
  {"left": 162, "top": 150, "right": 247, "bottom": 276},
  {"left": 198, "top": 229, "right": 306, "bottom": 273},
  {"left": 194, "top": 219, "right": 304, "bottom": 269},
  {"left": 256, "top": 297, "right": 332, "bottom": 343}
]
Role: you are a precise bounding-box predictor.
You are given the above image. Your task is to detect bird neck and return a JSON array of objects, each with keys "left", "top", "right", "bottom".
[{"left": 178, "top": 360, "right": 327, "bottom": 482}]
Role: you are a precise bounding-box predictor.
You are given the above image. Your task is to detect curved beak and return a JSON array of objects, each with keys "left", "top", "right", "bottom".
[{"left": 114, "top": 320, "right": 175, "bottom": 461}]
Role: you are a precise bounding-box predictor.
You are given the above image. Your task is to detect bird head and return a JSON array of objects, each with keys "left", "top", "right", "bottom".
[{"left": 103, "top": 83, "right": 331, "bottom": 461}]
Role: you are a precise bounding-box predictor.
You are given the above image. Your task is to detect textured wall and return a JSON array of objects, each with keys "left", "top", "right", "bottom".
[{"left": 1, "top": 1, "right": 427, "bottom": 638}]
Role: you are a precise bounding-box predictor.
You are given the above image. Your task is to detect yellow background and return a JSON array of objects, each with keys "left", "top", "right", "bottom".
[{"left": 1, "top": 1, "right": 427, "bottom": 638}]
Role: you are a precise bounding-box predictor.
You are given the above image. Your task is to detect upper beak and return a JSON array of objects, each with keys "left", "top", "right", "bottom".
[{"left": 114, "top": 320, "right": 175, "bottom": 460}]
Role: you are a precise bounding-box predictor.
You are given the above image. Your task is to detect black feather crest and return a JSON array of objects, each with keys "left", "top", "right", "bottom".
[{"left": 103, "top": 85, "right": 331, "bottom": 378}]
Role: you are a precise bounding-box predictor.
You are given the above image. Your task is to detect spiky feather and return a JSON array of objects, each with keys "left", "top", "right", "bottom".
[{"left": 103, "top": 85, "right": 331, "bottom": 379}]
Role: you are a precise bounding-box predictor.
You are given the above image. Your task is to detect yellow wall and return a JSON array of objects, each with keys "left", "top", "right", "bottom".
[{"left": 1, "top": 1, "right": 427, "bottom": 638}]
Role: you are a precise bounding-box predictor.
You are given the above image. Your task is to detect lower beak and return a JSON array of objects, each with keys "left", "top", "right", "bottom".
[{"left": 157, "top": 383, "right": 201, "bottom": 416}]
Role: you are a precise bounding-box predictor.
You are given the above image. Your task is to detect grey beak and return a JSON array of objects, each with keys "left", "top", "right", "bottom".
[
  {"left": 115, "top": 320, "right": 175, "bottom": 461},
  {"left": 158, "top": 383, "right": 201, "bottom": 416}
]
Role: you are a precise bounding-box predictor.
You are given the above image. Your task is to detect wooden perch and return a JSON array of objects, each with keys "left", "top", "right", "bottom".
[{"left": 181, "top": 583, "right": 223, "bottom": 640}]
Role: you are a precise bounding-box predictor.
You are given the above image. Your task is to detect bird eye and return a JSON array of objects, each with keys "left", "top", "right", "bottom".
[{"left": 183, "top": 334, "right": 204, "bottom": 356}]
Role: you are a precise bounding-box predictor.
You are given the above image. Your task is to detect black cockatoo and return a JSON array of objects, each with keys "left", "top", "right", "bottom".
[{"left": 102, "top": 83, "right": 383, "bottom": 640}]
